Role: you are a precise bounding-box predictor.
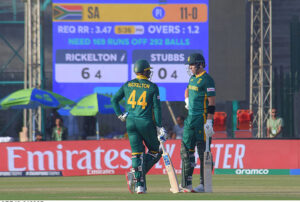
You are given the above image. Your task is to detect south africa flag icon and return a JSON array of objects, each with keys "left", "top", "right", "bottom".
[{"left": 53, "top": 5, "right": 82, "bottom": 20}]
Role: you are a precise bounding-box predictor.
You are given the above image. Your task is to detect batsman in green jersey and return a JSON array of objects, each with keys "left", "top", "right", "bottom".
[
  {"left": 111, "top": 59, "right": 167, "bottom": 194},
  {"left": 180, "top": 53, "right": 216, "bottom": 193}
]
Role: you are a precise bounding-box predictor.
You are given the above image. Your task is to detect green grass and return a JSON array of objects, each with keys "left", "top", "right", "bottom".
[{"left": 0, "top": 175, "right": 300, "bottom": 200}]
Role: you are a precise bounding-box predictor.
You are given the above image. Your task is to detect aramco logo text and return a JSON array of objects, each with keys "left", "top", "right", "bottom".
[{"left": 235, "top": 169, "right": 269, "bottom": 175}]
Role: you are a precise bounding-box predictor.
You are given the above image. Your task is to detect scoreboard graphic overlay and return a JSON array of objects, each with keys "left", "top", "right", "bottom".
[{"left": 52, "top": 0, "right": 209, "bottom": 101}]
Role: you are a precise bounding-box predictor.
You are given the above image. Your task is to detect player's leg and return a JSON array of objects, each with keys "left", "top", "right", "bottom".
[
  {"left": 137, "top": 118, "right": 162, "bottom": 192},
  {"left": 193, "top": 115, "right": 210, "bottom": 192},
  {"left": 126, "top": 117, "right": 146, "bottom": 194},
  {"left": 180, "top": 116, "right": 196, "bottom": 191},
  {"left": 194, "top": 140, "right": 205, "bottom": 192},
  {"left": 125, "top": 168, "right": 135, "bottom": 194},
  {"left": 142, "top": 121, "right": 162, "bottom": 173},
  {"left": 131, "top": 153, "right": 145, "bottom": 194},
  {"left": 180, "top": 142, "right": 196, "bottom": 192},
  {"left": 142, "top": 150, "right": 161, "bottom": 193}
]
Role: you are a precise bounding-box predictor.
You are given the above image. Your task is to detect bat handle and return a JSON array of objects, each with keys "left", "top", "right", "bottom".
[
  {"left": 160, "top": 141, "right": 166, "bottom": 153},
  {"left": 205, "top": 134, "right": 210, "bottom": 152}
]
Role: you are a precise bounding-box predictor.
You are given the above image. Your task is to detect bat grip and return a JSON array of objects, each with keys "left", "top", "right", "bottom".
[
  {"left": 160, "top": 141, "right": 166, "bottom": 153},
  {"left": 205, "top": 134, "right": 210, "bottom": 152}
]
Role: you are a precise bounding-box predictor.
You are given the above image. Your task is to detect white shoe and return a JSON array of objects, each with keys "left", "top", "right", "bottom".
[
  {"left": 192, "top": 184, "right": 204, "bottom": 193},
  {"left": 136, "top": 186, "right": 145, "bottom": 194},
  {"left": 125, "top": 172, "right": 135, "bottom": 194},
  {"left": 179, "top": 184, "right": 193, "bottom": 193}
]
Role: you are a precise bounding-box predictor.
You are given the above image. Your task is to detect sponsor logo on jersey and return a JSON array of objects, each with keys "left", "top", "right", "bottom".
[
  {"left": 207, "top": 88, "right": 215, "bottom": 92},
  {"left": 188, "top": 85, "right": 198, "bottom": 91}
]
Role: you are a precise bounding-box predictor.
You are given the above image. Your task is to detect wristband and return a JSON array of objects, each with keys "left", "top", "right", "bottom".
[{"left": 207, "top": 105, "right": 215, "bottom": 114}]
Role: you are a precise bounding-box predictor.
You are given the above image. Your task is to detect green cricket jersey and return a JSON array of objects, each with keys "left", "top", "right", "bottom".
[
  {"left": 188, "top": 71, "right": 216, "bottom": 116},
  {"left": 111, "top": 75, "right": 162, "bottom": 127}
]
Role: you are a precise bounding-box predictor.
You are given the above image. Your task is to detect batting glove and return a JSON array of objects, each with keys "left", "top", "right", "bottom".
[
  {"left": 185, "top": 97, "right": 189, "bottom": 110},
  {"left": 204, "top": 119, "right": 215, "bottom": 137},
  {"left": 118, "top": 112, "right": 128, "bottom": 122},
  {"left": 156, "top": 126, "right": 167, "bottom": 143}
]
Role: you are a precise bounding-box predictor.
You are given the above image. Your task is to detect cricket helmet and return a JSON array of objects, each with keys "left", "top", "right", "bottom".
[
  {"left": 134, "top": 59, "right": 152, "bottom": 73},
  {"left": 186, "top": 53, "right": 205, "bottom": 66}
]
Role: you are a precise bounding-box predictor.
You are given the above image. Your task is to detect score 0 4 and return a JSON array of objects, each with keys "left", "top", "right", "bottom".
[
  {"left": 148, "top": 64, "right": 189, "bottom": 83},
  {"left": 155, "top": 67, "right": 177, "bottom": 80}
]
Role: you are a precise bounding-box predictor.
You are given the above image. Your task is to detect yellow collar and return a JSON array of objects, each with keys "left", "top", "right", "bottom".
[
  {"left": 195, "top": 71, "right": 206, "bottom": 78},
  {"left": 136, "top": 75, "right": 148, "bottom": 80}
]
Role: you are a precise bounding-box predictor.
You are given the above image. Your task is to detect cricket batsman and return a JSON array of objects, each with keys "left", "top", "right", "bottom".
[
  {"left": 180, "top": 53, "right": 216, "bottom": 192},
  {"left": 111, "top": 59, "right": 167, "bottom": 194}
]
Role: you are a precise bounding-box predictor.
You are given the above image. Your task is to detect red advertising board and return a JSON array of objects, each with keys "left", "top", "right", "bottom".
[{"left": 0, "top": 139, "right": 299, "bottom": 176}]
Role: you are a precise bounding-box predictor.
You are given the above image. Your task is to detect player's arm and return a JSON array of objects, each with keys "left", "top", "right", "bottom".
[
  {"left": 185, "top": 88, "right": 189, "bottom": 99},
  {"left": 206, "top": 76, "right": 216, "bottom": 120},
  {"left": 153, "top": 85, "right": 162, "bottom": 127},
  {"left": 204, "top": 76, "right": 216, "bottom": 137},
  {"left": 153, "top": 85, "right": 168, "bottom": 142},
  {"left": 204, "top": 96, "right": 215, "bottom": 137},
  {"left": 111, "top": 85, "right": 125, "bottom": 117},
  {"left": 207, "top": 96, "right": 216, "bottom": 120},
  {"left": 184, "top": 88, "right": 189, "bottom": 109}
]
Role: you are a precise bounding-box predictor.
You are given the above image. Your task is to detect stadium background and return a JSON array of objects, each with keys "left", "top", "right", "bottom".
[{"left": 0, "top": 0, "right": 299, "bottom": 140}]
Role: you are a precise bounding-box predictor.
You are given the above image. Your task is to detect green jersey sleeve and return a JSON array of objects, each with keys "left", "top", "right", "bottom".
[
  {"left": 111, "top": 84, "right": 125, "bottom": 116},
  {"left": 205, "top": 75, "right": 216, "bottom": 97},
  {"left": 152, "top": 84, "right": 162, "bottom": 127}
]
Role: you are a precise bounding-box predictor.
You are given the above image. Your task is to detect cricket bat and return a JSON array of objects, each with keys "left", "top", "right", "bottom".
[
  {"left": 160, "top": 142, "right": 180, "bottom": 193},
  {"left": 204, "top": 135, "right": 213, "bottom": 192}
]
